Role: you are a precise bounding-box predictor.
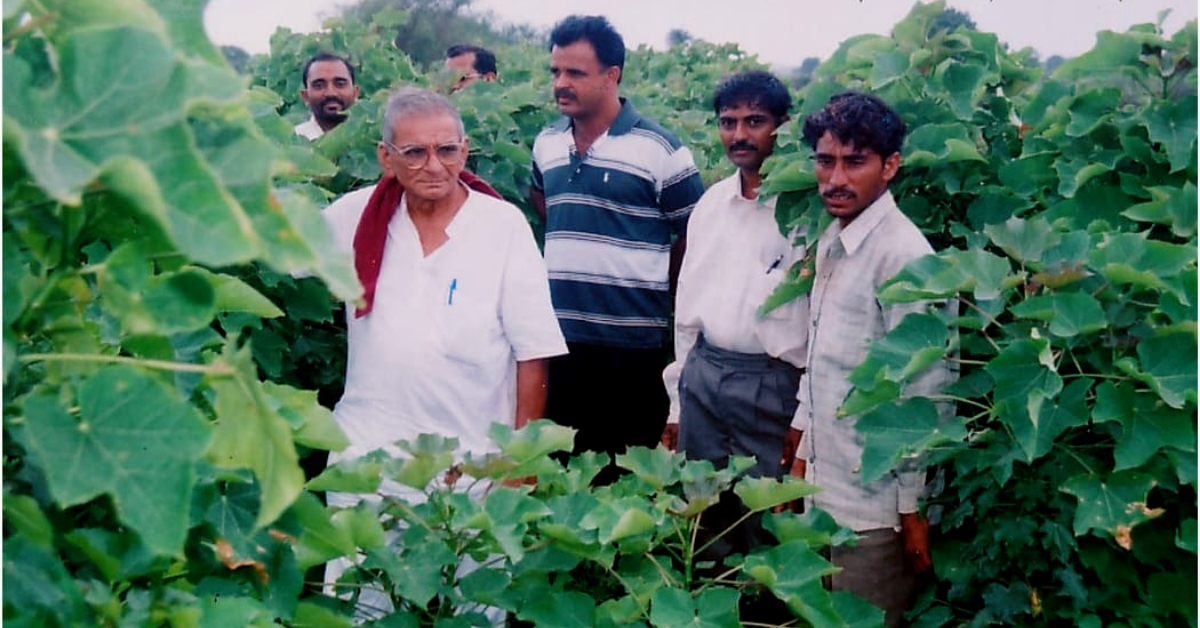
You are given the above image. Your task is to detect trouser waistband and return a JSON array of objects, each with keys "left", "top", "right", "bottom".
[{"left": 693, "top": 334, "right": 805, "bottom": 375}]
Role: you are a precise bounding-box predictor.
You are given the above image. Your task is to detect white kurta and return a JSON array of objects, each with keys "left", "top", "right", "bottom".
[{"left": 323, "top": 185, "right": 568, "bottom": 464}]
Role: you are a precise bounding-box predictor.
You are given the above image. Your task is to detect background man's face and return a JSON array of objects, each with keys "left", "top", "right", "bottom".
[
  {"left": 301, "top": 60, "right": 360, "bottom": 126},
  {"left": 446, "top": 53, "right": 481, "bottom": 91}
]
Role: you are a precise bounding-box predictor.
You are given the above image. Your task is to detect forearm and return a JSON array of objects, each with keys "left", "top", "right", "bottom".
[{"left": 514, "top": 358, "right": 549, "bottom": 430}]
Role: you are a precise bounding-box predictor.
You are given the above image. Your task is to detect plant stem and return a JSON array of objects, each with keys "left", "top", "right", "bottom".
[{"left": 19, "top": 352, "right": 236, "bottom": 376}]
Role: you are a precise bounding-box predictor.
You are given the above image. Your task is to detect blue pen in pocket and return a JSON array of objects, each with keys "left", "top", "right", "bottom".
[{"left": 447, "top": 278, "right": 457, "bottom": 305}]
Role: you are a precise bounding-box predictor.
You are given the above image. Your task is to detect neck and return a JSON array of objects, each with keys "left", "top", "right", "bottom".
[
  {"left": 738, "top": 169, "right": 762, "bottom": 200},
  {"left": 406, "top": 182, "right": 468, "bottom": 220},
  {"left": 572, "top": 97, "right": 622, "bottom": 147},
  {"left": 317, "top": 117, "right": 342, "bottom": 132}
]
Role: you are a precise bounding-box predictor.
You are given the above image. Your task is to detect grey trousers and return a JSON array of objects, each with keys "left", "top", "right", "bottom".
[
  {"left": 678, "top": 335, "right": 802, "bottom": 479},
  {"left": 827, "top": 527, "right": 917, "bottom": 628},
  {"left": 677, "top": 335, "right": 803, "bottom": 557}
]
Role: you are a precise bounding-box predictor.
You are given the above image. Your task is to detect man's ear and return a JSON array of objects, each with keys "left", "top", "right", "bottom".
[
  {"left": 606, "top": 65, "right": 621, "bottom": 85},
  {"left": 881, "top": 152, "right": 901, "bottom": 183},
  {"left": 352, "top": 85, "right": 361, "bottom": 99},
  {"left": 377, "top": 143, "right": 396, "bottom": 179}
]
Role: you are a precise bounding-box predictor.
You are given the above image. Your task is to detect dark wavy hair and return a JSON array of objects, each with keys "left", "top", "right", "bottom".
[
  {"left": 801, "top": 91, "right": 906, "bottom": 157},
  {"left": 302, "top": 51, "right": 356, "bottom": 87},
  {"left": 549, "top": 15, "right": 625, "bottom": 78},
  {"left": 712, "top": 70, "right": 792, "bottom": 123}
]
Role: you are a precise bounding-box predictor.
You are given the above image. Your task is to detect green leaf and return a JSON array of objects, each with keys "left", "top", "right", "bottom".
[
  {"left": 288, "top": 600, "right": 353, "bottom": 628},
  {"left": 1094, "top": 381, "right": 1197, "bottom": 470},
  {"left": 743, "top": 540, "right": 842, "bottom": 628},
  {"left": 517, "top": 590, "right": 597, "bottom": 628},
  {"left": 1122, "top": 182, "right": 1198, "bottom": 239},
  {"left": 205, "top": 345, "right": 305, "bottom": 528},
  {"left": 1131, "top": 331, "right": 1198, "bottom": 409},
  {"left": 1089, "top": 232, "right": 1197, "bottom": 292},
  {"left": 481, "top": 487, "right": 552, "bottom": 561},
  {"left": 904, "top": 123, "right": 985, "bottom": 167},
  {"left": 762, "top": 507, "right": 858, "bottom": 550},
  {"left": 1064, "top": 88, "right": 1121, "bottom": 137},
  {"left": 1177, "top": 519, "right": 1197, "bottom": 554},
  {"left": 1061, "top": 471, "right": 1165, "bottom": 549},
  {"left": 20, "top": 366, "right": 211, "bottom": 556},
  {"left": 1007, "top": 378, "right": 1092, "bottom": 462},
  {"left": 878, "top": 249, "right": 1013, "bottom": 302},
  {"left": 856, "top": 398, "right": 968, "bottom": 484},
  {"left": 261, "top": 381, "right": 348, "bottom": 451},
  {"left": 366, "top": 526, "right": 457, "bottom": 607},
  {"left": 734, "top": 475, "right": 821, "bottom": 512},
  {"left": 289, "top": 491, "right": 356, "bottom": 569},
  {"left": 830, "top": 590, "right": 886, "bottom": 628},
  {"left": 847, "top": 312, "right": 951, "bottom": 391},
  {"left": 759, "top": 253, "right": 816, "bottom": 315},
  {"left": 1008, "top": 292, "right": 1108, "bottom": 338},
  {"left": 649, "top": 587, "right": 742, "bottom": 628},
  {"left": 1143, "top": 95, "right": 1198, "bottom": 173},
  {"left": 307, "top": 450, "right": 385, "bottom": 493},
  {"left": 615, "top": 445, "right": 684, "bottom": 491},
  {"left": 488, "top": 419, "right": 576, "bottom": 463},
  {"left": 197, "top": 268, "right": 285, "bottom": 318},
  {"left": 579, "top": 497, "right": 659, "bottom": 547},
  {"left": 985, "top": 336, "right": 1064, "bottom": 408},
  {"left": 868, "top": 48, "right": 910, "bottom": 89},
  {"left": 2, "top": 494, "right": 55, "bottom": 550},
  {"left": 983, "top": 216, "right": 1061, "bottom": 266},
  {"left": 143, "top": 269, "right": 217, "bottom": 333},
  {"left": 389, "top": 433, "right": 458, "bottom": 490}
]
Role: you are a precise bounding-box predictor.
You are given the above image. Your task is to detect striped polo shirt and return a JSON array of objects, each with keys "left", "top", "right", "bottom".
[{"left": 532, "top": 99, "right": 704, "bottom": 348}]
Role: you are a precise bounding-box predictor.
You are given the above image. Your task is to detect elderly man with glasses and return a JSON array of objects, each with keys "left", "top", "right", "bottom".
[{"left": 321, "top": 85, "right": 567, "bottom": 505}]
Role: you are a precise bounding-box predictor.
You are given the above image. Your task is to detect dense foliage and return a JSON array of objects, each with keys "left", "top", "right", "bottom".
[{"left": 3, "top": 0, "right": 1196, "bottom": 627}]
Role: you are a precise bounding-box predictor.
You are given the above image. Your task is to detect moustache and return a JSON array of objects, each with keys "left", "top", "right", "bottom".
[
  {"left": 728, "top": 141, "right": 757, "bottom": 153},
  {"left": 321, "top": 96, "right": 347, "bottom": 110},
  {"left": 822, "top": 187, "right": 856, "bottom": 200},
  {"left": 553, "top": 89, "right": 577, "bottom": 101}
]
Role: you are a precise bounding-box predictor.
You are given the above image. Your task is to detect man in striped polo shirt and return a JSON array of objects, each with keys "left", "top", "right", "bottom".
[{"left": 530, "top": 14, "right": 705, "bottom": 483}]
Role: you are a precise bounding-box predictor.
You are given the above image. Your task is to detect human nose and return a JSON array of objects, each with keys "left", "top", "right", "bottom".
[
  {"left": 732, "top": 121, "right": 750, "bottom": 141},
  {"left": 826, "top": 161, "right": 848, "bottom": 185}
]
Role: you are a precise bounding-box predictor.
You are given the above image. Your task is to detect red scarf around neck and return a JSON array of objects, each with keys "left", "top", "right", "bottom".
[{"left": 352, "top": 171, "right": 502, "bottom": 317}]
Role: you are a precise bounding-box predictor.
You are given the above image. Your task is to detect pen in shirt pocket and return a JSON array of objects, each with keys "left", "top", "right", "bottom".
[
  {"left": 766, "top": 254, "right": 784, "bottom": 274},
  {"left": 447, "top": 278, "right": 457, "bottom": 305}
]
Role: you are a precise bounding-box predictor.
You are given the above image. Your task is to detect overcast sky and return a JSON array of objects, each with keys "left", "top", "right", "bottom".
[{"left": 205, "top": 0, "right": 1197, "bottom": 66}]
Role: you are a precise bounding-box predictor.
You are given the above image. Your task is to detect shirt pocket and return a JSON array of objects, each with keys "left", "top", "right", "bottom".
[{"left": 437, "top": 290, "right": 505, "bottom": 368}]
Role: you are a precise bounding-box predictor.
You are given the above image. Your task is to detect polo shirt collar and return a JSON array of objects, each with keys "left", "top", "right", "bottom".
[{"left": 834, "top": 191, "right": 898, "bottom": 256}]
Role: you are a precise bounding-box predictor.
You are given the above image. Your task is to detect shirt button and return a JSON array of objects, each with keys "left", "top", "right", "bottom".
[{"left": 851, "top": 465, "right": 861, "bottom": 474}]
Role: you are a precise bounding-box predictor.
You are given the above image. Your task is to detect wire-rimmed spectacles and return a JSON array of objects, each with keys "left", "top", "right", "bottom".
[{"left": 382, "top": 139, "right": 465, "bottom": 170}]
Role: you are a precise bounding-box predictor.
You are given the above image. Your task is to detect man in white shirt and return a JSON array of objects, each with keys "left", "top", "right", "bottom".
[
  {"left": 321, "top": 86, "right": 567, "bottom": 621},
  {"left": 661, "top": 71, "right": 808, "bottom": 558},
  {"left": 794, "top": 91, "right": 955, "bottom": 628},
  {"left": 294, "top": 51, "right": 360, "bottom": 140}
]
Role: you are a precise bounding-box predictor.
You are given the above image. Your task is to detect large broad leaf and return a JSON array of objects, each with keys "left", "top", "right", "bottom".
[
  {"left": 904, "top": 123, "right": 985, "bottom": 168},
  {"left": 1009, "top": 292, "right": 1108, "bottom": 338},
  {"left": 846, "top": 313, "right": 951, "bottom": 392},
  {"left": 1122, "top": 182, "right": 1198, "bottom": 240},
  {"left": 480, "top": 487, "right": 553, "bottom": 562},
  {"left": 1007, "top": 378, "right": 1092, "bottom": 463},
  {"left": 3, "top": 28, "right": 261, "bottom": 267},
  {"left": 516, "top": 590, "right": 597, "bottom": 628},
  {"left": 983, "top": 216, "right": 1061, "bottom": 266},
  {"left": 615, "top": 445, "right": 684, "bottom": 491},
  {"left": 1120, "top": 331, "right": 1198, "bottom": 409},
  {"left": 878, "top": 249, "right": 1013, "bottom": 303},
  {"left": 1088, "top": 232, "right": 1197, "bottom": 293},
  {"left": 734, "top": 475, "right": 821, "bottom": 512},
  {"left": 205, "top": 344, "right": 305, "bottom": 528},
  {"left": 762, "top": 507, "right": 858, "bottom": 550},
  {"left": 1060, "top": 471, "right": 1165, "bottom": 550},
  {"left": 856, "top": 398, "right": 968, "bottom": 484},
  {"left": 20, "top": 366, "right": 211, "bottom": 556},
  {"left": 649, "top": 587, "right": 742, "bottom": 628},
  {"left": 1142, "top": 95, "right": 1198, "bottom": 173},
  {"left": 1094, "top": 381, "right": 1197, "bottom": 471},
  {"left": 743, "top": 540, "right": 843, "bottom": 628}
]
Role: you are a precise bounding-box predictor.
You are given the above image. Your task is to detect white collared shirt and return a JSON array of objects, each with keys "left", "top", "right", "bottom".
[
  {"left": 294, "top": 116, "right": 324, "bottom": 140},
  {"left": 663, "top": 172, "right": 809, "bottom": 424},
  {"left": 322, "top": 185, "right": 567, "bottom": 462}
]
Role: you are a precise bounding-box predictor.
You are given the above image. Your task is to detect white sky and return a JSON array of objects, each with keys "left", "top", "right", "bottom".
[{"left": 206, "top": 0, "right": 1197, "bottom": 66}]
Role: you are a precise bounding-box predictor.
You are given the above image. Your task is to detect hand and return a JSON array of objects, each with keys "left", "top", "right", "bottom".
[
  {"left": 900, "top": 512, "right": 933, "bottom": 575},
  {"left": 778, "top": 428, "right": 805, "bottom": 513},
  {"left": 660, "top": 423, "right": 679, "bottom": 451}
]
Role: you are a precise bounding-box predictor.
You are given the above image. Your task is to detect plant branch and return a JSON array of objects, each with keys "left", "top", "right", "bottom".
[{"left": 19, "top": 352, "right": 235, "bottom": 376}]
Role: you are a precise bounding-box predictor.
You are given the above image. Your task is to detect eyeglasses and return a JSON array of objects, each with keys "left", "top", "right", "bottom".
[{"left": 382, "top": 139, "right": 465, "bottom": 170}]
